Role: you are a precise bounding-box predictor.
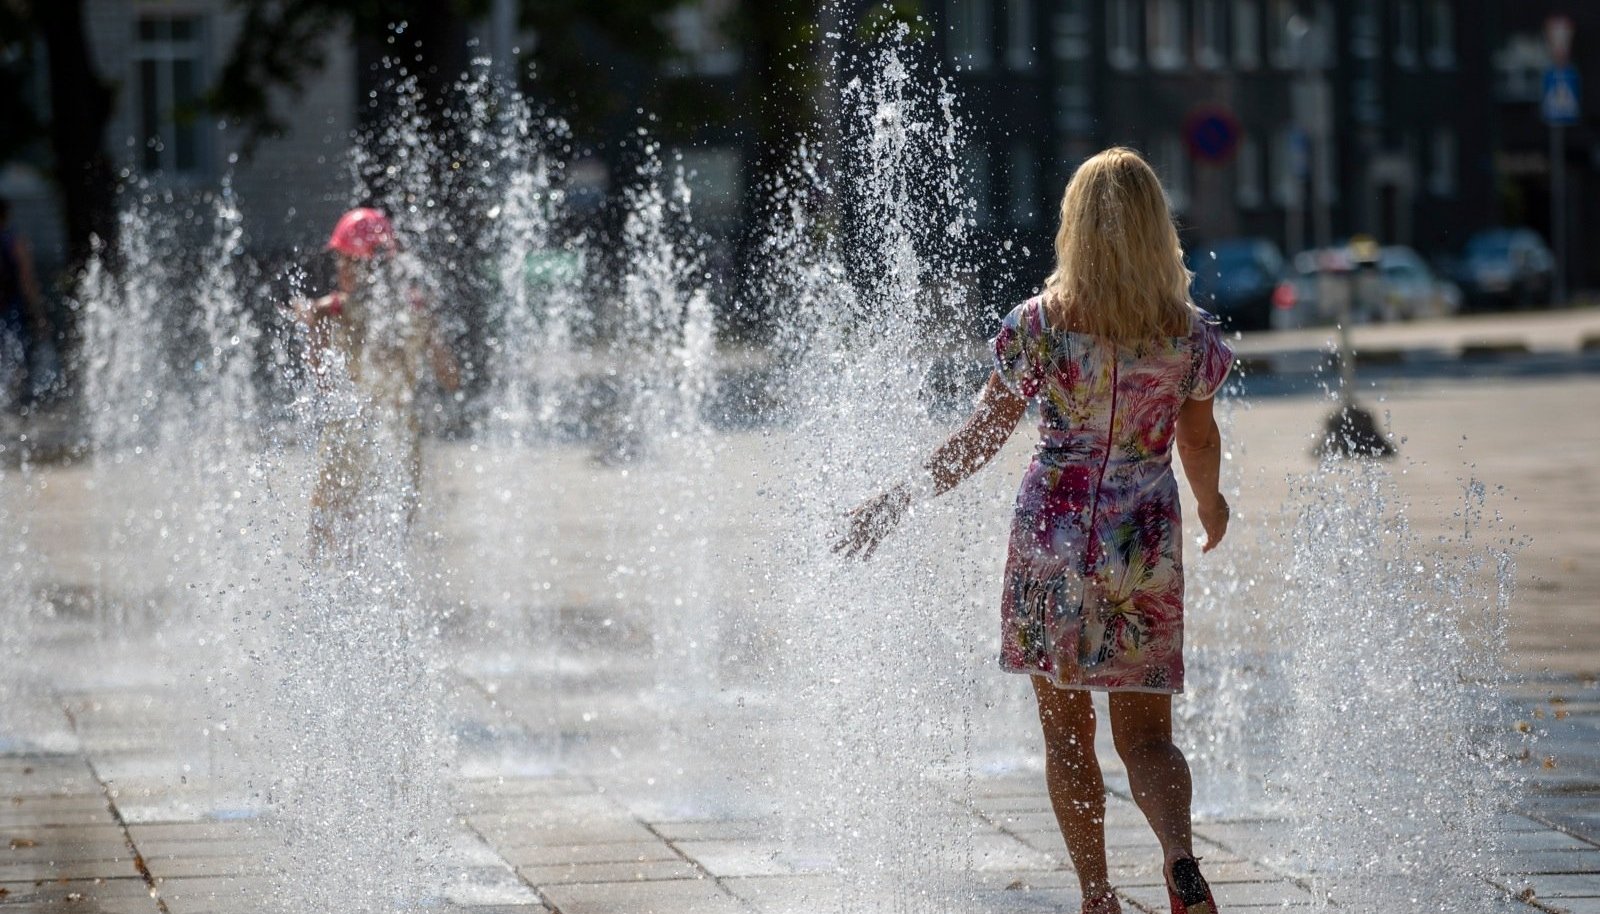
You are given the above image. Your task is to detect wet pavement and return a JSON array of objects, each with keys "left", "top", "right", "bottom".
[
  {"left": 3, "top": 649, "right": 1600, "bottom": 913},
  {"left": 6, "top": 312, "right": 1600, "bottom": 912}
]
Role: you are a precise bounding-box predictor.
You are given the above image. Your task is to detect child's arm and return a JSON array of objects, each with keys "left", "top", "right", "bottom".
[{"left": 834, "top": 372, "right": 1026, "bottom": 560}]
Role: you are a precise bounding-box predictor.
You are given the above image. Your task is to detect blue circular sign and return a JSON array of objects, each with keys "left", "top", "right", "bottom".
[{"left": 1183, "top": 107, "right": 1242, "bottom": 164}]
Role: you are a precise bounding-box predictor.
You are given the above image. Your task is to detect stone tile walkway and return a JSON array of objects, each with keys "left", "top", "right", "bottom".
[{"left": 3, "top": 660, "right": 1599, "bottom": 913}]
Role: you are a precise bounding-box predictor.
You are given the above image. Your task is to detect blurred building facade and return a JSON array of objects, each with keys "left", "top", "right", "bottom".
[
  {"left": 928, "top": 0, "right": 1504, "bottom": 297},
  {"left": 1, "top": 0, "right": 361, "bottom": 272},
  {"left": 5, "top": 0, "right": 1597, "bottom": 300}
]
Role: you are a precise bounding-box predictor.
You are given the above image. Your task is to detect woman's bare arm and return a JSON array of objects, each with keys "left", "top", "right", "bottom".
[
  {"left": 834, "top": 372, "right": 1026, "bottom": 560},
  {"left": 925, "top": 372, "right": 1028, "bottom": 495},
  {"left": 1175, "top": 395, "right": 1229, "bottom": 552}
]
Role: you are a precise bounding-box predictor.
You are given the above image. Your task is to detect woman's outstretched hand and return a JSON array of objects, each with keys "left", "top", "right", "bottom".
[
  {"left": 1196, "top": 493, "right": 1230, "bottom": 553},
  {"left": 833, "top": 485, "right": 912, "bottom": 561}
]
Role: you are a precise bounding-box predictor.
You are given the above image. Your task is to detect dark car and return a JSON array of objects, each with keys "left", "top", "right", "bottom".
[
  {"left": 1455, "top": 228, "right": 1555, "bottom": 311},
  {"left": 1188, "top": 238, "right": 1285, "bottom": 331}
]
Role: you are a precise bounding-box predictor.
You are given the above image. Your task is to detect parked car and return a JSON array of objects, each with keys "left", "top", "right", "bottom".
[
  {"left": 1270, "top": 244, "right": 1461, "bottom": 329},
  {"left": 1454, "top": 228, "right": 1555, "bottom": 311},
  {"left": 1188, "top": 238, "right": 1284, "bottom": 331}
]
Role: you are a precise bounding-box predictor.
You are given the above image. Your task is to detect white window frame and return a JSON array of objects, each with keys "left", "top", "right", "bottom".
[
  {"left": 1235, "top": 135, "right": 1263, "bottom": 208},
  {"left": 949, "top": 0, "right": 994, "bottom": 70},
  {"left": 1232, "top": 0, "right": 1260, "bottom": 69},
  {"left": 1427, "top": 0, "right": 1455, "bottom": 69},
  {"left": 135, "top": 14, "right": 208, "bottom": 177},
  {"left": 1146, "top": 0, "right": 1186, "bottom": 70},
  {"left": 1195, "top": 0, "right": 1226, "bottom": 69},
  {"left": 1108, "top": 0, "right": 1140, "bottom": 70},
  {"left": 1006, "top": 0, "right": 1036, "bottom": 70}
]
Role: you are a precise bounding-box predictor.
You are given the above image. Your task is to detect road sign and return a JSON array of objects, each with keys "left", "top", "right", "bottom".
[
  {"left": 1543, "top": 67, "right": 1581, "bottom": 126},
  {"left": 1182, "top": 107, "right": 1241, "bottom": 164},
  {"left": 1546, "top": 15, "right": 1574, "bottom": 66}
]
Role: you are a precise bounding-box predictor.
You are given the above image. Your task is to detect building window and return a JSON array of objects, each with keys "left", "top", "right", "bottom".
[
  {"left": 1195, "top": 0, "right": 1226, "bottom": 69},
  {"left": 1006, "top": 0, "right": 1036, "bottom": 70},
  {"left": 1053, "top": 1, "right": 1089, "bottom": 60},
  {"left": 1395, "top": 0, "right": 1419, "bottom": 68},
  {"left": 1154, "top": 135, "right": 1189, "bottom": 213},
  {"left": 949, "top": 0, "right": 993, "bottom": 70},
  {"left": 665, "top": 0, "right": 741, "bottom": 75},
  {"left": 1316, "top": 134, "right": 1337, "bottom": 203},
  {"left": 1268, "top": 0, "right": 1297, "bottom": 68},
  {"left": 1427, "top": 0, "right": 1455, "bottom": 68},
  {"left": 137, "top": 16, "right": 207, "bottom": 175},
  {"left": 1146, "top": 0, "right": 1186, "bottom": 69},
  {"left": 1007, "top": 144, "right": 1040, "bottom": 224},
  {"left": 1352, "top": 0, "right": 1378, "bottom": 58},
  {"left": 1235, "top": 135, "right": 1263, "bottom": 208},
  {"left": 1108, "top": 0, "right": 1140, "bottom": 70},
  {"left": 1429, "top": 129, "right": 1456, "bottom": 197},
  {"left": 1272, "top": 126, "right": 1304, "bottom": 207},
  {"left": 1232, "top": 0, "right": 1260, "bottom": 69}
]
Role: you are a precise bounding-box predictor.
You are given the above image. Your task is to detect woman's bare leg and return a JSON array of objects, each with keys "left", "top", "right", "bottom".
[
  {"left": 1031, "top": 677, "right": 1113, "bottom": 901},
  {"left": 1108, "top": 692, "right": 1194, "bottom": 869}
]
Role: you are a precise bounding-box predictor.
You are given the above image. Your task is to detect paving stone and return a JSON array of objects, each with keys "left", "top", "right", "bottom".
[
  {"left": 498, "top": 841, "right": 681, "bottom": 869},
  {"left": 1119, "top": 878, "right": 1316, "bottom": 911},
  {"left": 443, "top": 865, "right": 545, "bottom": 906},
  {"left": 1510, "top": 872, "right": 1600, "bottom": 898},
  {"left": 0, "top": 876, "right": 155, "bottom": 904},
  {"left": 140, "top": 855, "right": 266, "bottom": 879},
  {"left": 719, "top": 874, "right": 845, "bottom": 909},
  {"left": 1504, "top": 829, "right": 1600, "bottom": 852},
  {"left": 1549, "top": 899, "right": 1600, "bottom": 914},
  {"left": 516, "top": 859, "right": 700, "bottom": 886},
  {"left": 152, "top": 875, "right": 274, "bottom": 914},
  {"left": 539, "top": 877, "right": 743, "bottom": 914},
  {"left": 649, "top": 819, "right": 772, "bottom": 842},
  {"left": 970, "top": 833, "right": 1059, "bottom": 872},
  {"left": 671, "top": 840, "right": 798, "bottom": 878},
  {"left": 473, "top": 818, "right": 661, "bottom": 847},
  {"left": 1503, "top": 849, "right": 1600, "bottom": 875}
]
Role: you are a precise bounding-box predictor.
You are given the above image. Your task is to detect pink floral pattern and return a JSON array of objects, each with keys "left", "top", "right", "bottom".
[{"left": 991, "top": 296, "right": 1233, "bottom": 693}]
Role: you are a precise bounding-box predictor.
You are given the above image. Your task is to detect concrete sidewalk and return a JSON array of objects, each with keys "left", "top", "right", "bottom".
[{"left": 1232, "top": 306, "right": 1600, "bottom": 365}]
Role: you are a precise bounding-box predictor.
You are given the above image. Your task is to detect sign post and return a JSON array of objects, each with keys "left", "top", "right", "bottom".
[{"left": 1544, "top": 16, "right": 1578, "bottom": 305}]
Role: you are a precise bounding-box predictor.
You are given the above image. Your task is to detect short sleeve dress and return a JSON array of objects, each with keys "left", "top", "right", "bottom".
[{"left": 990, "top": 296, "right": 1233, "bottom": 693}]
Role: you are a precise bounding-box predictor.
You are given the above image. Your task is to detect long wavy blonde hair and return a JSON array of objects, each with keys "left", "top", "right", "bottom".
[{"left": 1042, "top": 147, "right": 1196, "bottom": 342}]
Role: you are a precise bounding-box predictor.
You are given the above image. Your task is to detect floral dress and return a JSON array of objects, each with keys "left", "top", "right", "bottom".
[{"left": 990, "top": 296, "right": 1233, "bottom": 693}]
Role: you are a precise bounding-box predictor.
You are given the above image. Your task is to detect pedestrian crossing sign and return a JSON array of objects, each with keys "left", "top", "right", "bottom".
[{"left": 1544, "top": 67, "right": 1581, "bottom": 126}]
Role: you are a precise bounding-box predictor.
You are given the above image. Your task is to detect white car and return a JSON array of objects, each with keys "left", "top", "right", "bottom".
[{"left": 1270, "top": 245, "right": 1462, "bottom": 328}]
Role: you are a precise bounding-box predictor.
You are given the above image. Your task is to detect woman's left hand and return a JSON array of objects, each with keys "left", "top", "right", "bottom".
[{"left": 833, "top": 485, "right": 912, "bottom": 561}]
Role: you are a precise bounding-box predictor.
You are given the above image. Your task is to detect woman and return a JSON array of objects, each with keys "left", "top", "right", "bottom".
[
  {"left": 295, "top": 207, "right": 460, "bottom": 560},
  {"left": 836, "top": 148, "right": 1233, "bottom": 914}
]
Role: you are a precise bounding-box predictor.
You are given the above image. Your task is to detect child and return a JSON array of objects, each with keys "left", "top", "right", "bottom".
[{"left": 295, "top": 208, "right": 460, "bottom": 558}]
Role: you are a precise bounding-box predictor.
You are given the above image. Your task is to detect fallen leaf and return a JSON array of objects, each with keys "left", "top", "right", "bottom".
[
  {"left": 1514, "top": 720, "right": 1532, "bottom": 733},
  {"left": 9, "top": 837, "right": 38, "bottom": 849},
  {"left": 1543, "top": 756, "right": 1559, "bottom": 769},
  {"left": 1555, "top": 709, "right": 1570, "bottom": 720}
]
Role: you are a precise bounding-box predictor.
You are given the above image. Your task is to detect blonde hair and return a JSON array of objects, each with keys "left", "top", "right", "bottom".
[{"left": 1042, "top": 147, "right": 1196, "bottom": 342}]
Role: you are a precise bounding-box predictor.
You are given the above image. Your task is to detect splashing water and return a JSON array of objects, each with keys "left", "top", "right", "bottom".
[{"left": 15, "top": 30, "right": 1527, "bottom": 914}]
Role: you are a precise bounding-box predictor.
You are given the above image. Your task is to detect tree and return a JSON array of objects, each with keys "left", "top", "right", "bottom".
[{"left": 0, "top": 0, "right": 120, "bottom": 278}]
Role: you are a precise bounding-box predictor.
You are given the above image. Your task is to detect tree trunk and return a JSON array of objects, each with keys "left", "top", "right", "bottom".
[{"left": 38, "top": 0, "right": 118, "bottom": 277}]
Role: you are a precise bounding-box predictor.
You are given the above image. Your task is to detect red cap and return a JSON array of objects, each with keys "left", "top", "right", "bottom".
[{"left": 327, "top": 207, "right": 395, "bottom": 259}]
